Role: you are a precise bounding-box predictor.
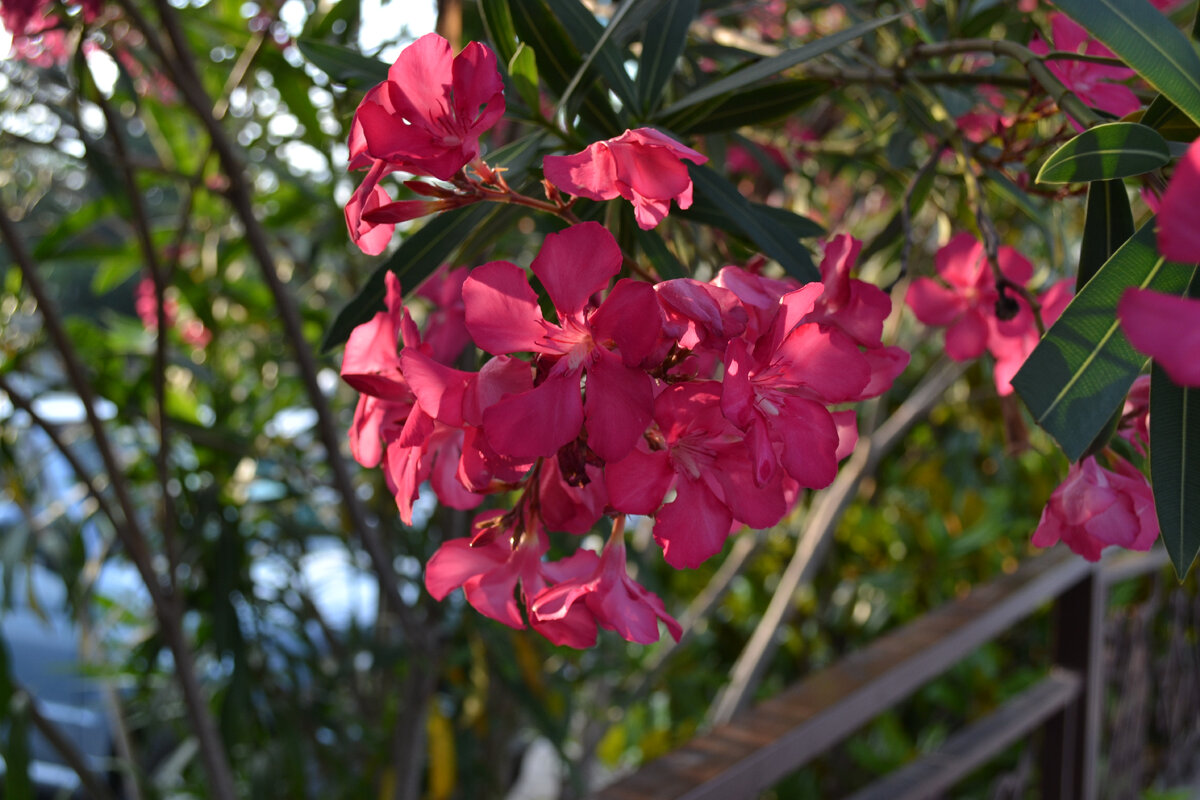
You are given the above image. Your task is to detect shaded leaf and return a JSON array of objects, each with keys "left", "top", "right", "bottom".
[
  {"left": 543, "top": 0, "right": 638, "bottom": 114},
  {"left": 477, "top": 0, "right": 521, "bottom": 65},
  {"left": 1012, "top": 218, "right": 1194, "bottom": 460},
  {"left": 1036, "top": 123, "right": 1169, "bottom": 184},
  {"left": 635, "top": 227, "right": 687, "bottom": 280},
  {"left": 664, "top": 79, "right": 829, "bottom": 135},
  {"left": 659, "top": 14, "right": 902, "bottom": 117},
  {"left": 637, "top": 0, "right": 698, "bottom": 116},
  {"left": 1078, "top": 179, "right": 1134, "bottom": 291},
  {"left": 295, "top": 39, "right": 387, "bottom": 88},
  {"left": 685, "top": 165, "right": 820, "bottom": 282}
]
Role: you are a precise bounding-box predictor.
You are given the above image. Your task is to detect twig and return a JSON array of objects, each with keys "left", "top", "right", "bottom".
[
  {"left": 11, "top": 686, "right": 120, "bottom": 800},
  {"left": 708, "top": 357, "right": 969, "bottom": 724},
  {"left": 0, "top": 208, "right": 239, "bottom": 800}
]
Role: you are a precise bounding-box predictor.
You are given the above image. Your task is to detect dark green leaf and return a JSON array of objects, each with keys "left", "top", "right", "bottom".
[
  {"left": 478, "top": 0, "right": 521, "bottom": 65},
  {"left": 1078, "top": 179, "right": 1134, "bottom": 291},
  {"left": 685, "top": 165, "right": 820, "bottom": 282},
  {"left": 608, "top": 0, "right": 674, "bottom": 45},
  {"left": 664, "top": 79, "right": 829, "bottom": 135},
  {"left": 508, "top": 43, "right": 541, "bottom": 113},
  {"left": 323, "top": 204, "right": 493, "bottom": 352},
  {"left": 658, "top": 14, "right": 902, "bottom": 117},
  {"left": 635, "top": 228, "right": 686, "bottom": 279},
  {"left": 1151, "top": 269, "right": 1200, "bottom": 578},
  {"left": 1012, "top": 218, "right": 1194, "bottom": 460},
  {"left": 1036, "top": 123, "right": 1170, "bottom": 184},
  {"left": 637, "top": 0, "right": 698, "bottom": 116},
  {"left": 295, "top": 39, "right": 387, "bottom": 88},
  {"left": 543, "top": 0, "right": 638, "bottom": 113},
  {"left": 753, "top": 204, "right": 826, "bottom": 240},
  {"left": 1140, "top": 94, "right": 1200, "bottom": 141},
  {"left": 1053, "top": 0, "right": 1200, "bottom": 126}
]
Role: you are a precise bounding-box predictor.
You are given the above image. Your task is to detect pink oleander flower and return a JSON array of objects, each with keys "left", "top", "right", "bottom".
[
  {"left": 1120, "top": 375, "right": 1151, "bottom": 455},
  {"left": 905, "top": 233, "right": 1033, "bottom": 362},
  {"left": 425, "top": 513, "right": 599, "bottom": 648},
  {"left": 987, "top": 279, "right": 1073, "bottom": 396},
  {"left": 1118, "top": 288, "right": 1200, "bottom": 387},
  {"left": 1155, "top": 137, "right": 1200, "bottom": 263},
  {"left": 543, "top": 128, "right": 707, "bottom": 230},
  {"left": 345, "top": 33, "right": 505, "bottom": 254},
  {"left": 606, "top": 381, "right": 788, "bottom": 568},
  {"left": 1029, "top": 14, "right": 1138, "bottom": 122},
  {"left": 462, "top": 222, "right": 661, "bottom": 462},
  {"left": 531, "top": 523, "right": 682, "bottom": 645},
  {"left": 1032, "top": 455, "right": 1158, "bottom": 561}
]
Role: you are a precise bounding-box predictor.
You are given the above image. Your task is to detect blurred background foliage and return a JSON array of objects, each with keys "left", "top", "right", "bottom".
[{"left": 0, "top": 0, "right": 1186, "bottom": 798}]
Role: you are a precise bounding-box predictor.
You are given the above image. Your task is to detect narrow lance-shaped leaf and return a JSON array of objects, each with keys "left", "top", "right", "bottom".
[
  {"left": 1012, "top": 218, "right": 1194, "bottom": 460},
  {"left": 684, "top": 164, "right": 820, "bottom": 281},
  {"left": 1052, "top": 0, "right": 1200, "bottom": 126},
  {"left": 1078, "top": 179, "right": 1134, "bottom": 291},
  {"left": 295, "top": 39, "right": 388, "bottom": 88},
  {"left": 1150, "top": 267, "right": 1200, "bottom": 578},
  {"left": 477, "top": 0, "right": 521, "bottom": 65},
  {"left": 508, "top": 43, "right": 541, "bottom": 113},
  {"left": 543, "top": 0, "right": 639, "bottom": 114},
  {"left": 1036, "top": 123, "right": 1170, "bottom": 185},
  {"left": 664, "top": 79, "right": 829, "bottom": 135},
  {"left": 637, "top": 0, "right": 698, "bottom": 116},
  {"left": 635, "top": 227, "right": 687, "bottom": 280},
  {"left": 658, "top": 13, "right": 902, "bottom": 117}
]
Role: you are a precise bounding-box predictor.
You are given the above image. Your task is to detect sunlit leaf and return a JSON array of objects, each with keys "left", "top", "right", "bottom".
[{"left": 1036, "top": 123, "right": 1169, "bottom": 185}]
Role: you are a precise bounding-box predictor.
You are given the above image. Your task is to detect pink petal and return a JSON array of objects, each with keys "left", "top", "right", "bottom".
[
  {"left": 590, "top": 278, "right": 663, "bottom": 366},
  {"left": 1158, "top": 138, "right": 1200, "bottom": 263},
  {"left": 385, "top": 33, "right": 454, "bottom": 127},
  {"left": 905, "top": 278, "right": 965, "bottom": 327},
  {"left": 654, "top": 476, "right": 732, "bottom": 568},
  {"left": 543, "top": 145, "right": 620, "bottom": 202},
  {"left": 399, "top": 348, "right": 472, "bottom": 427},
  {"left": 1119, "top": 288, "right": 1200, "bottom": 386},
  {"left": 450, "top": 40, "right": 506, "bottom": 145},
  {"left": 483, "top": 371, "right": 584, "bottom": 458},
  {"left": 424, "top": 537, "right": 508, "bottom": 600},
  {"left": 584, "top": 348, "right": 654, "bottom": 462},
  {"left": 776, "top": 397, "right": 840, "bottom": 490},
  {"left": 605, "top": 446, "right": 674, "bottom": 515},
  {"left": 462, "top": 260, "right": 548, "bottom": 355},
  {"left": 463, "top": 569, "right": 525, "bottom": 629},
  {"left": 531, "top": 222, "right": 622, "bottom": 319},
  {"left": 775, "top": 323, "right": 870, "bottom": 403},
  {"left": 945, "top": 309, "right": 990, "bottom": 362}
]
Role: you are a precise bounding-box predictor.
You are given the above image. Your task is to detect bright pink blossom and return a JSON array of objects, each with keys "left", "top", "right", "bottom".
[
  {"left": 1120, "top": 375, "right": 1151, "bottom": 455},
  {"left": 1032, "top": 455, "right": 1158, "bottom": 561},
  {"left": 906, "top": 233, "right": 1033, "bottom": 362},
  {"left": 531, "top": 530, "right": 682, "bottom": 645},
  {"left": 1029, "top": 14, "right": 1138, "bottom": 121},
  {"left": 1156, "top": 137, "right": 1200, "bottom": 263},
  {"left": 607, "top": 382, "right": 788, "bottom": 568},
  {"left": 345, "top": 34, "right": 504, "bottom": 253},
  {"left": 1118, "top": 288, "right": 1200, "bottom": 387},
  {"left": 987, "top": 279, "right": 1072, "bottom": 396},
  {"left": 463, "top": 222, "right": 660, "bottom": 462},
  {"left": 543, "top": 128, "right": 708, "bottom": 230}
]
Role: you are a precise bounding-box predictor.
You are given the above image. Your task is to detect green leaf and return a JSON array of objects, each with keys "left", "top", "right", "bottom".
[
  {"left": 508, "top": 43, "right": 541, "bottom": 113},
  {"left": 295, "top": 39, "right": 387, "bottom": 88},
  {"left": 1053, "top": 0, "right": 1200, "bottom": 127},
  {"left": 1140, "top": 94, "right": 1200, "bottom": 141},
  {"left": 1151, "top": 269, "right": 1200, "bottom": 578},
  {"left": 658, "top": 13, "right": 902, "bottom": 118},
  {"left": 607, "top": 0, "right": 674, "bottom": 45},
  {"left": 1078, "top": 179, "right": 1134, "bottom": 291},
  {"left": 323, "top": 204, "right": 493, "bottom": 352},
  {"left": 635, "top": 228, "right": 686, "bottom": 279},
  {"left": 508, "top": 0, "right": 623, "bottom": 136},
  {"left": 543, "top": 0, "right": 638, "bottom": 114},
  {"left": 1036, "top": 123, "right": 1170, "bottom": 184},
  {"left": 478, "top": 0, "right": 521, "bottom": 66},
  {"left": 663, "top": 79, "right": 829, "bottom": 135},
  {"left": 636, "top": 0, "right": 698, "bottom": 116},
  {"left": 685, "top": 165, "right": 820, "bottom": 282},
  {"left": 1012, "top": 218, "right": 1195, "bottom": 461}
]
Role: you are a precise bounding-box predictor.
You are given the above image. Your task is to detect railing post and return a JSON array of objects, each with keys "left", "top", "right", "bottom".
[{"left": 1040, "top": 566, "right": 1103, "bottom": 800}]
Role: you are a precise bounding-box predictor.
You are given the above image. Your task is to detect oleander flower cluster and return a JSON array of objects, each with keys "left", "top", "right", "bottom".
[{"left": 341, "top": 227, "right": 908, "bottom": 647}]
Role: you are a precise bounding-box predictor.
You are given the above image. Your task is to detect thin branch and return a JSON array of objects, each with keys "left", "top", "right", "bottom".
[
  {"left": 0, "top": 208, "right": 239, "bottom": 800},
  {"left": 708, "top": 357, "right": 969, "bottom": 724},
  {"left": 144, "top": 0, "right": 423, "bottom": 639},
  {"left": 11, "top": 686, "right": 120, "bottom": 800}
]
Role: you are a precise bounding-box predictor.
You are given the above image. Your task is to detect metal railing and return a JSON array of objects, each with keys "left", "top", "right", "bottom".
[{"left": 591, "top": 546, "right": 1173, "bottom": 800}]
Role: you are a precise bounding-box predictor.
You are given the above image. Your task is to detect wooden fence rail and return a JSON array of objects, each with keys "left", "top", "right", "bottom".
[{"left": 591, "top": 546, "right": 1171, "bottom": 800}]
